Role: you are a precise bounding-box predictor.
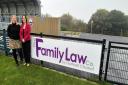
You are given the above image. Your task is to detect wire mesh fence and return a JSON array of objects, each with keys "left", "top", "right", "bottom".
[{"left": 105, "top": 42, "right": 128, "bottom": 85}]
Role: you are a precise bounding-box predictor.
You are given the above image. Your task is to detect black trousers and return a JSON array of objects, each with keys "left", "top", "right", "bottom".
[
  {"left": 12, "top": 48, "right": 23, "bottom": 64},
  {"left": 22, "top": 40, "right": 31, "bottom": 64}
]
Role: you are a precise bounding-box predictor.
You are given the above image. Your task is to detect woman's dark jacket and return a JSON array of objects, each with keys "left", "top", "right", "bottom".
[{"left": 7, "top": 23, "right": 20, "bottom": 40}]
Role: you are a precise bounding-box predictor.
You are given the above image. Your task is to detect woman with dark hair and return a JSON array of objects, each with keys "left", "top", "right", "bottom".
[
  {"left": 20, "top": 16, "right": 31, "bottom": 66},
  {"left": 7, "top": 15, "right": 23, "bottom": 66}
]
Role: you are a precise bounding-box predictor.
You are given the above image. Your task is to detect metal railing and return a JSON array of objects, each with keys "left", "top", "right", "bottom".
[
  {"left": 1, "top": 29, "right": 128, "bottom": 85},
  {"left": 31, "top": 32, "right": 106, "bottom": 81},
  {"left": 0, "top": 29, "right": 10, "bottom": 55},
  {"left": 105, "top": 41, "right": 128, "bottom": 85}
]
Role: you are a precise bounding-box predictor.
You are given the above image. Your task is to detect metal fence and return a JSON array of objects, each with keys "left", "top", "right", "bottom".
[
  {"left": 30, "top": 33, "right": 106, "bottom": 82},
  {"left": 1, "top": 30, "right": 128, "bottom": 85},
  {"left": 0, "top": 29, "right": 10, "bottom": 55},
  {"left": 105, "top": 41, "right": 128, "bottom": 85},
  {"left": 30, "top": 33, "right": 128, "bottom": 85}
]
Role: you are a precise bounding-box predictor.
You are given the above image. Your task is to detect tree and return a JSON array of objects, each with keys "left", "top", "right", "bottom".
[
  {"left": 87, "top": 9, "right": 109, "bottom": 34},
  {"left": 123, "top": 15, "right": 128, "bottom": 36},
  {"left": 107, "top": 10, "right": 126, "bottom": 36},
  {"left": 61, "top": 13, "right": 87, "bottom": 32},
  {"left": 61, "top": 13, "right": 73, "bottom": 31},
  {"left": 87, "top": 9, "right": 128, "bottom": 36},
  {"left": 72, "top": 19, "right": 87, "bottom": 32}
]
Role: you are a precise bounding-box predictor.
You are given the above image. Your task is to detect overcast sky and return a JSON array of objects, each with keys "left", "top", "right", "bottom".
[{"left": 41, "top": 0, "right": 128, "bottom": 23}]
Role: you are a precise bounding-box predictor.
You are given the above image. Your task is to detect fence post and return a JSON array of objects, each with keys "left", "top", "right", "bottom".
[
  {"left": 3, "top": 29, "right": 8, "bottom": 56},
  {"left": 40, "top": 32, "right": 44, "bottom": 65},
  {"left": 104, "top": 41, "right": 111, "bottom": 80},
  {"left": 99, "top": 39, "right": 106, "bottom": 80}
]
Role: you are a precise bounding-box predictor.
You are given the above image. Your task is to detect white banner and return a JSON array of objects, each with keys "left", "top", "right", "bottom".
[{"left": 31, "top": 36, "right": 103, "bottom": 75}]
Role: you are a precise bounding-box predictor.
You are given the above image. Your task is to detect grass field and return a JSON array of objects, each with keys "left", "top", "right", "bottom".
[{"left": 0, "top": 54, "right": 110, "bottom": 85}]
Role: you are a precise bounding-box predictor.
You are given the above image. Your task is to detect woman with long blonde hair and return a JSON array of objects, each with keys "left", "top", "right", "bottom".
[{"left": 7, "top": 15, "right": 23, "bottom": 66}]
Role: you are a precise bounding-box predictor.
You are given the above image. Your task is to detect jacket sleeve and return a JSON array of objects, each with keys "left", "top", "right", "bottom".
[
  {"left": 24, "top": 24, "right": 31, "bottom": 41},
  {"left": 19, "top": 27, "right": 23, "bottom": 41},
  {"left": 7, "top": 25, "right": 11, "bottom": 37}
]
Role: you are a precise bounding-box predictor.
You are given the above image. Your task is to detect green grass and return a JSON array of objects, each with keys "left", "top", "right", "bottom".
[{"left": 0, "top": 54, "right": 110, "bottom": 85}]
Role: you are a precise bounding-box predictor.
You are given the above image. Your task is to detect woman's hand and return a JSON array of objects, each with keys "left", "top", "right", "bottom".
[{"left": 22, "top": 39, "right": 25, "bottom": 43}]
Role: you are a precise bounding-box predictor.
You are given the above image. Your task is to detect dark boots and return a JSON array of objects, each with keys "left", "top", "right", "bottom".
[{"left": 12, "top": 48, "right": 23, "bottom": 66}]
